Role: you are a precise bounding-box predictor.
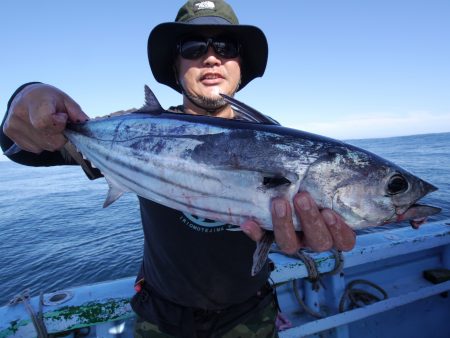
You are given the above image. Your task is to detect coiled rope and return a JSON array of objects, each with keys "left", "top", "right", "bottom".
[{"left": 338, "top": 279, "right": 388, "bottom": 312}]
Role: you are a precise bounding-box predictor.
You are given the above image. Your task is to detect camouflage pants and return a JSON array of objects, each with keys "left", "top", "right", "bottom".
[{"left": 133, "top": 297, "right": 279, "bottom": 338}]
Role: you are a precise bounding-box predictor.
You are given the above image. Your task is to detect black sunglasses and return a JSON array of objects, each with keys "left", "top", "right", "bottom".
[{"left": 177, "top": 37, "right": 240, "bottom": 60}]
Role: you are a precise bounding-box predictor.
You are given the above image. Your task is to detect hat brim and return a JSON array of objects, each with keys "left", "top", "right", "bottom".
[{"left": 148, "top": 22, "right": 268, "bottom": 93}]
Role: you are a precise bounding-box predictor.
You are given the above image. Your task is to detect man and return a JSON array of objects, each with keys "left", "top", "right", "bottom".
[{"left": 1, "top": 1, "right": 355, "bottom": 337}]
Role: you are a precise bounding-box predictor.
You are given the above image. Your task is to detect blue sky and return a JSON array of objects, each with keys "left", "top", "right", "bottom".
[{"left": 1, "top": 0, "right": 449, "bottom": 144}]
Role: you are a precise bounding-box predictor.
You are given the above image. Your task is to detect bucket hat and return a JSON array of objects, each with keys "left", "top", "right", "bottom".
[{"left": 148, "top": 0, "right": 268, "bottom": 92}]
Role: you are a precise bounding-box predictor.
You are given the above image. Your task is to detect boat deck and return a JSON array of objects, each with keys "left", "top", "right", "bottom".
[{"left": 1, "top": 220, "right": 449, "bottom": 338}]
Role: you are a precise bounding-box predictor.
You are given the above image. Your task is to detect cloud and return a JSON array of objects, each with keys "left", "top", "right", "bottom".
[{"left": 293, "top": 111, "right": 450, "bottom": 140}]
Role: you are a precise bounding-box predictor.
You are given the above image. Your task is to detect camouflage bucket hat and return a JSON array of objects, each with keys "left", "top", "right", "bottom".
[{"left": 148, "top": 0, "right": 268, "bottom": 92}]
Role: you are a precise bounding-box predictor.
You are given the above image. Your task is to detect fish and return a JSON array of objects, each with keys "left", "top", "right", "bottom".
[{"left": 6, "top": 85, "right": 441, "bottom": 275}]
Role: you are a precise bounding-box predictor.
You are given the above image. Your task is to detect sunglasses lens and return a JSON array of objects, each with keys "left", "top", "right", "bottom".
[
  {"left": 179, "top": 38, "right": 239, "bottom": 59},
  {"left": 179, "top": 40, "right": 207, "bottom": 59},
  {"left": 213, "top": 40, "right": 239, "bottom": 58}
]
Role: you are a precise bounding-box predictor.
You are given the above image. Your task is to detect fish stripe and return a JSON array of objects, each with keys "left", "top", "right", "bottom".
[{"left": 87, "top": 149, "right": 255, "bottom": 222}]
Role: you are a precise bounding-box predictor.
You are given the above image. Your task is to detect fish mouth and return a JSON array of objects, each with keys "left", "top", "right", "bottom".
[
  {"left": 389, "top": 178, "right": 440, "bottom": 226},
  {"left": 393, "top": 203, "right": 442, "bottom": 226}
]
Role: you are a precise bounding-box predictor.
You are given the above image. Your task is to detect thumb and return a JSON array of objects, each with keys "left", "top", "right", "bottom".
[
  {"left": 63, "top": 95, "right": 89, "bottom": 123},
  {"left": 240, "top": 219, "right": 265, "bottom": 242},
  {"left": 50, "top": 112, "right": 69, "bottom": 133}
]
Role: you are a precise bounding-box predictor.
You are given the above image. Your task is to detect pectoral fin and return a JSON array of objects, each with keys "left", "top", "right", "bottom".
[
  {"left": 251, "top": 232, "right": 275, "bottom": 276},
  {"left": 63, "top": 142, "right": 99, "bottom": 179},
  {"left": 103, "top": 177, "right": 126, "bottom": 208}
]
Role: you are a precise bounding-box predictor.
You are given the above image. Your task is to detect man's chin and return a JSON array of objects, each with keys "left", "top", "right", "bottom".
[{"left": 202, "top": 86, "right": 224, "bottom": 98}]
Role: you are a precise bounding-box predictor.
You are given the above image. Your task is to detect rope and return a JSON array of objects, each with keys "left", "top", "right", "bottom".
[
  {"left": 271, "top": 248, "right": 345, "bottom": 318},
  {"left": 323, "top": 249, "right": 345, "bottom": 277},
  {"left": 339, "top": 279, "right": 388, "bottom": 312},
  {"left": 295, "top": 250, "right": 321, "bottom": 289},
  {"left": 271, "top": 247, "right": 387, "bottom": 318},
  {"left": 292, "top": 279, "right": 325, "bottom": 318},
  {"left": 270, "top": 248, "right": 344, "bottom": 284},
  {"left": 9, "top": 289, "right": 48, "bottom": 338},
  {"left": 293, "top": 249, "right": 344, "bottom": 318}
]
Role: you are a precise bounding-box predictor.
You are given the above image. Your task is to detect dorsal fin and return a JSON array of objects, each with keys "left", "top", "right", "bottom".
[
  {"left": 220, "top": 94, "right": 280, "bottom": 125},
  {"left": 134, "top": 85, "right": 164, "bottom": 114}
]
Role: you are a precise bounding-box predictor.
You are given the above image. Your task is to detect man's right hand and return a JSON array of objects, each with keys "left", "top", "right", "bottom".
[{"left": 3, "top": 83, "right": 89, "bottom": 154}]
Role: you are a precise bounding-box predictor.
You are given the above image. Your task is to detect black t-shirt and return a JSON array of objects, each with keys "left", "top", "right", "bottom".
[{"left": 138, "top": 197, "right": 269, "bottom": 310}]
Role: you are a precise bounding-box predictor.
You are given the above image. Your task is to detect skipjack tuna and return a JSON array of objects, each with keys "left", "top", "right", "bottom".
[{"left": 61, "top": 86, "right": 440, "bottom": 274}]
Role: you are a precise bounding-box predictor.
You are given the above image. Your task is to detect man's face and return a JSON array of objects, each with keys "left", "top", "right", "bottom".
[{"left": 175, "top": 35, "right": 241, "bottom": 111}]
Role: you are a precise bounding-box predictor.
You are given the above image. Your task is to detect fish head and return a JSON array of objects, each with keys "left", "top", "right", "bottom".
[
  {"left": 300, "top": 144, "right": 441, "bottom": 229},
  {"left": 378, "top": 166, "right": 441, "bottom": 226}
]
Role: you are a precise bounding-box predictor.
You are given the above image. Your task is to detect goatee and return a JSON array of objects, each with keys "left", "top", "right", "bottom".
[{"left": 186, "top": 93, "right": 227, "bottom": 112}]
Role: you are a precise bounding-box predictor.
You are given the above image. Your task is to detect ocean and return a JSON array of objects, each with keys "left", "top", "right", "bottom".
[{"left": 0, "top": 132, "right": 449, "bottom": 306}]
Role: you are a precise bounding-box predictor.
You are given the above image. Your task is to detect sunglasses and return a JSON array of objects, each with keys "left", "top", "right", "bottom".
[{"left": 177, "top": 37, "right": 240, "bottom": 60}]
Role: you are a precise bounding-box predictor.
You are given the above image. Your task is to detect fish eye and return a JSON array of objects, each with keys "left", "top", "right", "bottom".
[{"left": 387, "top": 174, "right": 409, "bottom": 195}]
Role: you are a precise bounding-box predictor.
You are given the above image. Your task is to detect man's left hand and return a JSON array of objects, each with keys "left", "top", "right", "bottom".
[{"left": 240, "top": 191, "right": 356, "bottom": 253}]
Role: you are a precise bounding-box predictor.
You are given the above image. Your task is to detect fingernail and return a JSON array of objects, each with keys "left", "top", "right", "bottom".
[
  {"left": 323, "top": 210, "right": 336, "bottom": 225},
  {"left": 273, "top": 199, "right": 287, "bottom": 217},
  {"left": 296, "top": 194, "right": 311, "bottom": 211}
]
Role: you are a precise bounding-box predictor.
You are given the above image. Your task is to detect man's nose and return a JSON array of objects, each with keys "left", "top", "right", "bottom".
[{"left": 203, "top": 46, "right": 222, "bottom": 66}]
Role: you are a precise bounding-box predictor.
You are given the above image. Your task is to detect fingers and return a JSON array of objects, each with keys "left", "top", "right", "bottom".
[
  {"left": 320, "top": 209, "right": 356, "bottom": 251},
  {"left": 294, "top": 192, "right": 356, "bottom": 252},
  {"left": 29, "top": 87, "right": 82, "bottom": 132},
  {"left": 29, "top": 97, "right": 59, "bottom": 131},
  {"left": 271, "top": 198, "right": 301, "bottom": 254},
  {"left": 294, "top": 192, "right": 333, "bottom": 251},
  {"left": 3, "top": 83, "right": 86, "bottom": 154},
  {"left": 52, "top": 112, "right": 69, "bottom": 132},
  {"left": 240, "top": 219, "right": 265, "bottom": 242},
  {"left": 64, "top": 95, "right": 89, "bottom": 123},
  {"left": 241, "top": 191, "right": 356, "bottom": 255}
]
